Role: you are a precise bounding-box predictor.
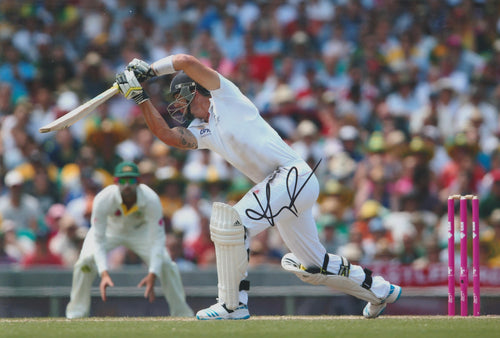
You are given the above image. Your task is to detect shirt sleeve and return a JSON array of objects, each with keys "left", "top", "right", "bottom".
[
  {"left": 187, "top": 121, "right": 208, "bottom": 150},
  {"left": 142, "top": 186, "right": 166, "bottom": 276},
  {"left": 91, "top": 187, "right": 115, "bottom": 275}
]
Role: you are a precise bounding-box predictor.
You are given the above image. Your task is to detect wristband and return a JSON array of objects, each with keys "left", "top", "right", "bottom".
[{"left": 151, "top": 55, "right": 175, "bottom": 76}]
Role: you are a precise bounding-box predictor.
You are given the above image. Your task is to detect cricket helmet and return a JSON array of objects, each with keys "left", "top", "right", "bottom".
[{"left": 166, "top": 71, "right": 210, "bottom": 125}]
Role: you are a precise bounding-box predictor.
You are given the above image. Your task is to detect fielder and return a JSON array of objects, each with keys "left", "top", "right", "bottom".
[
  {"left": 115, "top": 54, "right": 401, "bottom": 319},
  {"left": 66, "top": 161, "right": 193, "bottom": 318}
]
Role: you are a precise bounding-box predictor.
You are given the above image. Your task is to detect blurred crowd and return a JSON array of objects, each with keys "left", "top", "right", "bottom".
[{"left": 1, "top": 0, "right": 500, "bottom": 272}]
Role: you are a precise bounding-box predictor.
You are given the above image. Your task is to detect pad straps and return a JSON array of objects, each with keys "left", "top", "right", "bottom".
[
  {"left": 299, "top": 254, "right": 374, "bottom": 291},
  {"left": 303, "top": 254, "right": 351, "bottom": 277},
  {"left": 338, "top": 256, "right": 351, "bottom": 277},
  {"left": 239, "top": 280, "right": 250, "bottom": 291},
  {"left": 362, "top": 268, "right": 373, "bottom": 290},
  {"left": 303, "top": 253, "right": 331, "bottom": 275}
]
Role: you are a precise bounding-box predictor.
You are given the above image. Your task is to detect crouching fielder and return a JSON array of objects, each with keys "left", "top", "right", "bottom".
[
  {"left": 66, "top": 161, "right": 193, "bottom": 319},
  {"left": 116, "top": 54, "right": 401, "bottom": 320}
]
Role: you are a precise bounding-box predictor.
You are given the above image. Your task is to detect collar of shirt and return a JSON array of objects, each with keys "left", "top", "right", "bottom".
[
  {"left": 116, "top": 184, "right": 146, "bottom": 215},
  {"left": 120, "top": 203, "right": 139, "bottom": 216}
]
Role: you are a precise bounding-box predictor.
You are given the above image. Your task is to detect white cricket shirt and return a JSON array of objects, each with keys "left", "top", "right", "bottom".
[
  {"left": 91, "top": 184, "right": 165, "bottom": 275},
  {"left": 188, "top": 74, "right": 303, "bottom": 183}
]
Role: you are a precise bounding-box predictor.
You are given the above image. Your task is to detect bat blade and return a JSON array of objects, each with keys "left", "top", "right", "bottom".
[{"left": 39, "top": 84, "right": 119, "bottom": 133}]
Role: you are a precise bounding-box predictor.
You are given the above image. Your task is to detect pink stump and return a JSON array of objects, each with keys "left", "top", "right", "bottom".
[
  {"left": 472, "top": 197, "right": 480, "bottom": 316},
  {"left": 447, "top": 197, "right": 455, "bottom": 316},
  {"left": 460, "top": 197, "right": 468, "bottom": 316}
]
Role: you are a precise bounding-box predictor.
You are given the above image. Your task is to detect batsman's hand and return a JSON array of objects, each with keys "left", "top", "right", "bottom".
[
  {"left": 138, "top": 272, "right": 156, "bottom": 303},
  {"left": 100, "top": 271, "right": 115, "bottom": 302},
  {"left": 116, "top": 70, "right": 149, "bottom": 104},
  {"left": 127, "top": 58, "right": 156, "bottom": 82}
]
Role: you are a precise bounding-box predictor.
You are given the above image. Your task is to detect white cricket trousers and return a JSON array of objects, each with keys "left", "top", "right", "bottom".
[
  {"left": 233, "top": 161, "right": 391, "bottom": 304},
  {"left": 65, "top": 227, "right": 193, "bottom": 318}
]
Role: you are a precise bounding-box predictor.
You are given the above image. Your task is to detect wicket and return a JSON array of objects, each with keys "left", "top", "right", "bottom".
[{"left": 447, "top": 194, "right": 480, "bottom": 316}]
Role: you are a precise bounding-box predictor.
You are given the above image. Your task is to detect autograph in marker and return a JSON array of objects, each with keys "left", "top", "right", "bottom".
[{"left": 245, "top": 160, "right": 321, "bottom": 227}]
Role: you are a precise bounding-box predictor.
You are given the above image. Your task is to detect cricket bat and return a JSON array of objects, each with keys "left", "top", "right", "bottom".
[{"left": 39, "top": 83, "right": 119, "bottom": 133}]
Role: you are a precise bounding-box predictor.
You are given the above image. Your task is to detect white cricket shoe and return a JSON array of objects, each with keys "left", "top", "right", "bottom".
[
  {"left": 363, "top": 284, "right": 402, "bottom": 319},
  {"left": 196, "top": 303, "right": 250, "bottom": 320}
]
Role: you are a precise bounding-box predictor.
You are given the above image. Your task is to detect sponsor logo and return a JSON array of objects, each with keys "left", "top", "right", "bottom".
[{"left": 200, "top": 128, "right": 211, "bottom": 137}]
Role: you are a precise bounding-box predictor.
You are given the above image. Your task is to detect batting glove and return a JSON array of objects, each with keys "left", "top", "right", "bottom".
[
  {"left": 127, "top": 58, "right": 156, "bottom": 83},
  {"left": 116, "top": 70, "right": 149, "bottom": 104}
]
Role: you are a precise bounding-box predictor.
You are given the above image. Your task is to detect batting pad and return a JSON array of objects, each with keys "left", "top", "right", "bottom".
[
  {"left": 210, "top": 202, "right": 248, "bottom": 310},
  {"left": 281, "top": 253, "right": 382, "bottom": 304}
]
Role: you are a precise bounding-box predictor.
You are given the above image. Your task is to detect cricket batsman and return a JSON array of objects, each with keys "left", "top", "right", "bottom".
[{"left": 114, "top": 54, "right": 401, "bottom": 319}]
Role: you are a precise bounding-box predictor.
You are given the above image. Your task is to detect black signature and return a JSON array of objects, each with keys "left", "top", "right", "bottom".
[{"left": 245, "top": 160, "right": 321, "bottom": 227}]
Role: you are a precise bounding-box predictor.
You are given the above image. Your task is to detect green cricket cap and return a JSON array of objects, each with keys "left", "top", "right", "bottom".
[{"left": 114, "top": 161, "right": 140, "bottom": 178}]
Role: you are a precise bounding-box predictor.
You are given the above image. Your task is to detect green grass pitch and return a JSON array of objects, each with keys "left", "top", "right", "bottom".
[{"left": 1, "top": 316, "right": 499, "bottom": 338}]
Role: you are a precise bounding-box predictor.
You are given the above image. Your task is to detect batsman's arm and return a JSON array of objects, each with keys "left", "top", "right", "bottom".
[
  {"left": 151, "top": 54, "right": 220, "bottom": 91},
  {"left": 139, "top": 100, "right": 198, "bottom": 150}
]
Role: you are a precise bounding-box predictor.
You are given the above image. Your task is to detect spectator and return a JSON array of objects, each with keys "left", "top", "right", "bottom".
[
  {"left": 182, "top": 149, "right": 231, "bottom": 182},
  {"left": 0, "top": 227, "right": 17, "bottom": 265},
  {"left": 49, "top": 214, "right": 87, "bottom": 268},
  {"left": 385, "top": 73, "right": 419, "bottom": 123},
  {"left": 336, "top": 125, "right": 363, "bottom": 163},
  {"left": 199, "top": 39, "right": 235, "bottom": 79},
  {"left": 44, "top": 203, "right": 66, "bottom": 239},
  {"left": 482, "top": 208, "right": 500, "bottom": 267},
  {"left": 0, "top": 42, "right": 36, "bottom": 104},
  {"left": 454, "top": 84, "right": 499, "bottom": 155},
  {"left": 1, "top": 101, "right": 35, "bottom": 171},
  {"left": 479, "top": 170, "right": 500, "bottom": 220},
  {"left": 166, "top": 231, "right": 197, "bottom": 272},
  {"left": 21, "top": 231, "right": 64, "bottom": 268},
  {"left": 44, "top": 128, "right": 81, "bottom": 168},
  {"left": 439, "top": 133, "right": 485, "bottom": 201},
  {"left": 432, "top": 77, "right": 461, "bottom": 140},
  {"left": 248, "top": 230, "right": 283, "bottom": 268},
  {"left": 291, "top": 119, "right": 323, "bottom": 166},
  {"left": 65, "top": 167, "right": 102, "bottom": 229},
  {"left": 158, "top": 177, "right": 185, "bottom": 221},
  {"left": 253, "top": 19, "right": 283, "bottom": 58},
  {"left": 0, "top": 170, "right": 42, "bottom": 234},
  {"left": 211, "top": 14, "right": 244, "bottom": 61},
  {"left": 116, "top": 125, "right": 155, "bottom": 163},
  {"left": 317, "top": 214, "right": 347, "bottom": 254},
  {"left": 171, "top": 183, "right": 209, "bottom": 246},
  {"left": 28, "top": 87, "right": 57, "bottom": 144},
  {"left": 184, "top": 215, "right": 215, "bottom": 267}
]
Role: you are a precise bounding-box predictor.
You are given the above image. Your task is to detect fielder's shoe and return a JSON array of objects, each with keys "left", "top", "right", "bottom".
[
  {"left": 196, "top": 303, "right": 250, "bottom": 320},
  {"left": 363, "top": 284, "right": 402, "bottom": 319}
]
